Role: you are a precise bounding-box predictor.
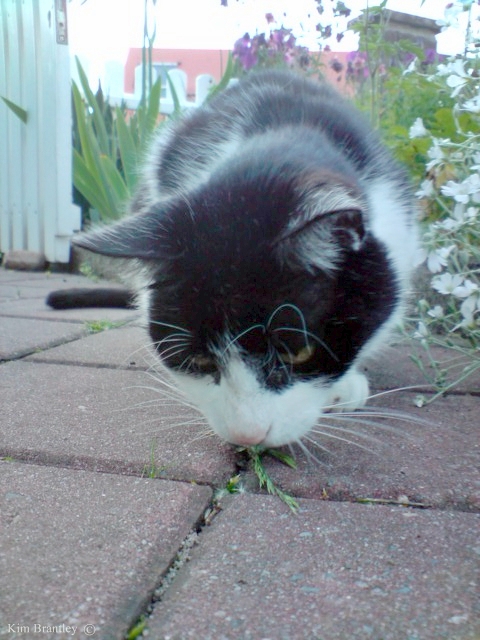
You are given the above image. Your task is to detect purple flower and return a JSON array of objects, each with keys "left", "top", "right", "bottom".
[
  {"left": 330, "top": 58, "right": 344, "bottom": 73},
  {"left": 233, "top": 34, "right": 258, "bottom": 70}
]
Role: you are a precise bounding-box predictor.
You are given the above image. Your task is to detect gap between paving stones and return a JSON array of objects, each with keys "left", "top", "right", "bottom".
[{"left": 115, "top": 488, "right": 473, "bottom": 639}]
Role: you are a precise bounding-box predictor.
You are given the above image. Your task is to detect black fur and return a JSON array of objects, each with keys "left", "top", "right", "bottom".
[{"left": 46, "top": 69, "right": 417, "bottom": 445}]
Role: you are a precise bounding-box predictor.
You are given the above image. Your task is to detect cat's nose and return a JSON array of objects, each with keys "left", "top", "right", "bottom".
[{"left": 229, "top": 426, "right": 271, "bottom": 447}]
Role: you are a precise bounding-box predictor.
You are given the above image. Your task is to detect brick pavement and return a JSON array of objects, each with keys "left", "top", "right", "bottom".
[{"left": 0, "top": 268, "right": 478, "bottom": 640}]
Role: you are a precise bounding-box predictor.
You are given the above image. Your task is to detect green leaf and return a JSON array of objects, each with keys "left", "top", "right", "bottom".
[
  {"left": 1, "top": 97, "right": 27, "bottom": 123},
  {"left": 145, "top": 77, "right": 162, "bottom": 135},
  {"left": 247, "top": 446, "right": 299, "bottom": 512},
  {"left": 98, "top": 154, "right": 129, "bottom": 214},
  {"left": 207, "top": 53, "right": 236, "bottom": 101},
  {"left": 72, "top": 82, "right": 100, "bottom": 174},
  {"left": 73, "top": 150, "right": 111, "bottom": 216},
  {"left": 75, "top": 57, "right": 111, "bottom": 156},
  {"left": 268, "top": 449, "right": 298, "bottom": 469},
  {"left": 166, "top": 73, "right": 182, "bottom": 117},
  {"left": 115, "top": 108, "right": 138, "bottom": 192}
]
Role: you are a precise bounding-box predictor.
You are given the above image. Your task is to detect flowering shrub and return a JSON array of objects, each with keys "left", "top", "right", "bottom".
[
  {"left": 409, "top": 50, "right": 480, "bottom": 395},
  {"left": 233, "top": 22, "right": 310, "bottom": 74}
]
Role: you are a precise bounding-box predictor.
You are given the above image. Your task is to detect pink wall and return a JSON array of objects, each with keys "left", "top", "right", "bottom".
[
  {"left": 124, "top": 48, "right": 231, "bottom": 97},
  {"left": 124, "top": 48, "right": 352, "bottom": 99}
]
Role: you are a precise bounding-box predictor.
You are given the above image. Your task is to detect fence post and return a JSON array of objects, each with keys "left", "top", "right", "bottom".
[{"left": 0, "top": 0, "right": 80, "bottom": 265}]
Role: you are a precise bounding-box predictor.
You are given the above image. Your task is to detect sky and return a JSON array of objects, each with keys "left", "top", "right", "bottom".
[{"left": 67, "top": 0, "right": 475, "bottom": 87}]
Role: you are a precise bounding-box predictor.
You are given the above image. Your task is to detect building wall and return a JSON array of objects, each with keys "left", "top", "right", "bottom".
[
  {"left": 124, "top": 48, "right": 353, "bottom": 99},
  {"left": 124, "top": 48, "right": 231, "bottom": 98}
]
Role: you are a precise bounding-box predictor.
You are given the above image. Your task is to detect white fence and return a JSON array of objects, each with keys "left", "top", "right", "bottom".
[
  {"left": 103, "top": 62, "right": 215, "bottom": 115},
  {"left": 0, "top": 0, "right": 80, "bottom": 264}
]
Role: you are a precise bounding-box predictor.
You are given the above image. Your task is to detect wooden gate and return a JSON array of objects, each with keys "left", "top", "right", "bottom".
[{"left": 0, "top": 0, "right": 80, "bottom": 264}]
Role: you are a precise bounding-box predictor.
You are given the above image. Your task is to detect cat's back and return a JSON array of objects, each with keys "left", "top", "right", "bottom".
[{"left": 148, "top": 70, "right": 383, "bottom": 197}]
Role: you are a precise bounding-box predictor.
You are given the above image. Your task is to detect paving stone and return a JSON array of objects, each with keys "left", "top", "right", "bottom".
[
  {"left": 26, "top": 324, "right": 150, "bottom": 370},
  {"left": 146, "top": 494, "right": 480, "bottom": 640},
  {"left": 0, "top": 270, "right": 105, "bottom": 286},
  {"left": 366, "top": 340, "right": 480, "bottom": 395},
  {"left": 0, "top": 317, "right": 87, "bottom": 361},
  {"left": 0, "top": 273, "right": 123, "bottom": 302},
  {"left": 0, "top": 461, "right": 212, "bottom": 640},
  {"left": 0, "top": 296, "right": 138, "bottom": 323},
  {"left": 0, "top": 361, "right": 236, "bottom": 484},
  {"left": 242, "top": 392, "right": 480, "bottom": 510}
]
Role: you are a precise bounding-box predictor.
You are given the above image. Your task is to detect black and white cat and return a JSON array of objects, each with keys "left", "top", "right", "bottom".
[{"left": 48, "top": 70, "right": 418, "bottom": 448}]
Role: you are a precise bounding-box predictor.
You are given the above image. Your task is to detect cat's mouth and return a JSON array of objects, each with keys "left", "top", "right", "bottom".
[{"left": 226, "top": 426, "right": 272, "bottom": 447}]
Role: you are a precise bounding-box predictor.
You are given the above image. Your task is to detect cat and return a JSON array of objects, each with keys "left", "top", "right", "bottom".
[{"left": 47, "top": 69, "right": 418, "bottom": 449}]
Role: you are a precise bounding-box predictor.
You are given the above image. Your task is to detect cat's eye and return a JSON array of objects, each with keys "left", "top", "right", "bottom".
[
  {"left": 190, "top": 354, "right": 218, "bottom": 374},
  {"left": 278, "top": 343, "right": 315, "bottom": 365}
]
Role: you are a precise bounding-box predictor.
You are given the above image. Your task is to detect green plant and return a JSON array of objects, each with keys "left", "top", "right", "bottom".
[
  {"left": 72, "top": 57, "right": 163, "bottom": 224},
  {"left": 1, "top": 96, "right": 27, "bottom": 123},
  {"left": 142, "top": 440, "right": 164, "bottom": 478},
  {"left": 84, "top": 320, "right": 124, "bottom": 334},
  {"left": 407, "top": 32, "right": 480, "bottom": 397},
  {"left": 125, "top": 618, "right": 146, "bottom": 640},
  {"left": 243, "top": 446, "right": 299, "bottom": 512}
]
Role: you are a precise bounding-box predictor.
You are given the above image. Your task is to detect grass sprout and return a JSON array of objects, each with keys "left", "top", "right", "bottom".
[{"left": 240, "top": 445, "right": 299, "bottom": 513}]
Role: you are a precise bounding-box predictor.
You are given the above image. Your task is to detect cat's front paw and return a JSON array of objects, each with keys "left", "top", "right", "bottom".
[{"left": 325, "top": 369, "right": 369, "bottom": 412}]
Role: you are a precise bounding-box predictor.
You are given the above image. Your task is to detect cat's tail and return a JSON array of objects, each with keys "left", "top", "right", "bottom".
[{"left": 46, "top": 288, "right": 136, "bottom": 310}]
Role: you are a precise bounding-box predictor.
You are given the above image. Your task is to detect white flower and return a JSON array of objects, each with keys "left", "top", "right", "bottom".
[
  {"left": 427, "top": 305, "right": 444, "bottom": 319},
  {"left": 437, "top": 217, "right": 460, "bottom": 231},
  {"left": 446, "top": 74, "right": 469, "bottom": 97},
  {"left": 414, "top": 321, "right": 429, "bottom": 339},
  {"left": 432, "top": 272, "right": 464, "bottom": 294},
  {"left": 441, "top": 181, "right": 470, "bottom": 203},
  {"left": 465, "top": 206, "right": 478, "bottom": 220},
  {"left": 462, "top": 92, "right": 480, "bottom": 114},
  {"left": 415, "top": 179, "right": 435, "bottom": 199},
  {"left": 409, "top": 117, "right": 428, "bottom": 139},
  {"left": 468, "top": 173, "right": 480, "bottom": 203},
  {"left": 436, "top": 63, "right": 451, "bottom": 77},
  {"left": 430, "top": 245, "right": 455, "bottom": 273},
  {"left": 452, "top": 203, "right": 467, "bottom": 221},
  {"left": 441, "top": 175, "right": 480, "bottom": 203},
  {"left": 459, "top": 296, "right": 479, "bottom": 328},
  {"left": 444, "top": 59, "right": 472, "bottom": 97},
  {"left": 452, "top": 278, "right": 479, "bottom": 299},
  {"left": 403, "top": 59, "right": 417, "bottom": 75},
  {"left": 426, "top": 141, "right": 445, "bottom": 171}
]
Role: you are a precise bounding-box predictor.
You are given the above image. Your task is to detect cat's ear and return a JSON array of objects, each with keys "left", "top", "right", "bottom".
[
  {"left": 72, "top": 210, "right": 165, "bottom": 259},
  {"left": 274, "top": 171, "right": 367, "bottom": 273}
]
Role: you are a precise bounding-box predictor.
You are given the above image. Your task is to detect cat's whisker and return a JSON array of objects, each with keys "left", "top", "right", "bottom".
[
  {"left": 148, "top": 319, "right": 192, "bottom": 336},
  {"left": 118, "top": 412, "right": 207, "bottom": 437},
  {"left": 311, "top": 421, "right": 386, "bottom": 447},
  {"left": 309, "top": 424, "right": 376, "bottom": 453},
  {"left": 123, "top": 342, "right": 157, "bottom": 363},
  {"left": 348, "top": 404, "right": 433, "bottom": 427},
  {"left": 220, "top": 324, "right": 265, "bottom": 359},
  {"left": 123, "top": 378, "right": 198, "bottom": 411},
  {"left": 187, "top": 429, "right": 217, "bottom": 443},
  {"left": 272, "top": 326, "right": 339, "bottom": 363},
  {"left": 322, "top": 414, "right": 410, "bottom": 441},
  {"left": 365, "top": 385, "right": 435, "bottom": 401},
  {"left": 295, "top": 437, "right": 332, "bottom": 464},
  {"left": 156, "top": 344, "right": 189, "bottom": 362},
  {"left": 267, "top": 303, "right": 308, "bottom": 335}
]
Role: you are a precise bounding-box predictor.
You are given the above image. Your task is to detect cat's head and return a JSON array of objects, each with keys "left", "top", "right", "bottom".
[{"left": 75, "top": 163, "right": 397, "bottom": 447}]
